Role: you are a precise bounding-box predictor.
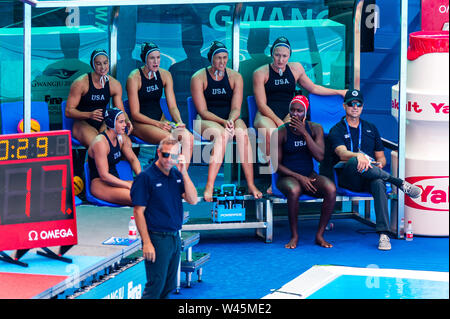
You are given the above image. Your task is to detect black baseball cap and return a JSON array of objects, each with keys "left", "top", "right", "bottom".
[{"left": 344, "top": 89, "right": 364, "bottom": 104}]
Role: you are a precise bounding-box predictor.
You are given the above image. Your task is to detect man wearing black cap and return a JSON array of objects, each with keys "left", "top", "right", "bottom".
[{"left": 328, "top": 89, "right": 421, "bottom": 250}]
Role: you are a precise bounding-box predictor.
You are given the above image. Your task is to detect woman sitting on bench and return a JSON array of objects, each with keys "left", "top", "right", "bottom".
[
  {"left": 190, "top": 41, "right": 262, "bottom": 202},
  {"left": 274, "top": 95, "right": 336, "bottom": 249},
  {"left": 66, "top": 49, "right": 131, "bottom": 147},
  {"left": 87, "top": 108, "right": 141, "bottom": 206}
]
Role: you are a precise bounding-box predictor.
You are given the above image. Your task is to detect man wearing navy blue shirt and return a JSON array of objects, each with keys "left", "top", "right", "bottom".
[
  {"left": 131, "top": 137, "right": 197, "bottom": 299},
  {"left": 328, "top": 89, "right": 421, "bottom": 250}
]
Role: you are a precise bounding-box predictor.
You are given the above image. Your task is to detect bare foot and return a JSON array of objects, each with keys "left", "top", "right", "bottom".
[
  {"left": 285, "top": 236, "right": 298, "bottom": 249},
  {"left": 248, "top": 185, "right": 263, "bottom": 199},
  {"left": 266, "top": 185, "right": 273, "bottom": 195},
  {"left": 315, "top": 235, "right": 333, "bottom": 248},
  {"left": 203, "top": 185, "right": 214, "bottom": 202}
]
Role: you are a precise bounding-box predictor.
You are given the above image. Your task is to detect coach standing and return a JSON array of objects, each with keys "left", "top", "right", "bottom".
[{"left": 131, "top": 137, "right": 198, "bottom": 299}]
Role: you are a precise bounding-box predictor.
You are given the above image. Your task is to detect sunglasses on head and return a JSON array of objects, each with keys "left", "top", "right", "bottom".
[
  {"left": 347, "top": 101, "right": 363, "bottom": 108},
  {"left": 161, "top": 152, "right": 179, "bottom": 160}
]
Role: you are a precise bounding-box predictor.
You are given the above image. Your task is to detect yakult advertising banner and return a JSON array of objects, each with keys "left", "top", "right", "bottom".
[
  {"left": 391, "top": 30, "right": 449, "bottom": 236},
  {"left": 404, "top": 176, "right": 449, "bottom": 212}
]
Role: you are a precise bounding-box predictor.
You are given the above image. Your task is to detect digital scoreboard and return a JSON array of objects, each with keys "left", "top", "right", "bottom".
[{"left": 0, "top": 130, "right": 77, "bottom": 252}]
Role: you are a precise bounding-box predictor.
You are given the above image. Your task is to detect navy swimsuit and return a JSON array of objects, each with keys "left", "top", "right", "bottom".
[
  {"left": 264, "top": 64, "right": 296, "bottom": 120},
  {"left": 203, "top": 68, "right": 233, "bottom": 119},
  {"left": 136, "top": 68, "right": 164, "bottom": 120},
  {"left": 88, "top": 131, "right": 122, "bottom": 181},
  {"left": 281, "top": 122, "right": 314, "bottom": 176},
  {"left": 77, "top": 73, "right": 110, "bottom": 130}
]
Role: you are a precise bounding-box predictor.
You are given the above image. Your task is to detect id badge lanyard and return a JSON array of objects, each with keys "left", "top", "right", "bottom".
[{"left": 344, "top": 118, "right": 361, "bottom": 152}]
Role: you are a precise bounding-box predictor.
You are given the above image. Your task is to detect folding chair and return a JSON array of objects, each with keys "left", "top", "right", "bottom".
[
  {"left": 246, "top": 95, "right": 258, "bottom": 130},
  {"left": 61, "top": 100, "right": 82, "bottom": 146},
  {"left": 1, "top": 101, "right": 49, "bottom": 134}
]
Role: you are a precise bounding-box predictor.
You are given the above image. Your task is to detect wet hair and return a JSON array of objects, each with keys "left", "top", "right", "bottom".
[
  {"left": 270, "top": 36, "right": 292, "bottom": 56},
  {"left": 207, "top": 41, "right": 228, "bottom": 63},
  {"left": 140, "top": 42, "right": 160, "bottom": 63},
  {"left": 90, "top": 49, "right": 109, "bottom": 69}
]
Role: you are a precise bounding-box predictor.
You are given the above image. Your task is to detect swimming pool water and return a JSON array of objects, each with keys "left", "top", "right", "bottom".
[{"left": 308, "top": 275, "right": 449, "bottom": 299}]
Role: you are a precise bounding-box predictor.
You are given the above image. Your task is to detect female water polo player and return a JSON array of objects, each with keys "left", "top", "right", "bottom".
[
  {"left": 126, "top": 42, "right": 193, "bottom": 169},
  {"left": 274, "top": 95, "right": 336, "bottom": 249},
  {"left": 190, "top": 40, "right": 262, "bottom": 201},
  {"left": 87, "top": 108, "right": 141, "bottom": 206},
  {"left": 66, "top": 49, "right": 132, "bottom": 147},
  {"left": 252, "top": 36, "right": 346, "bottom": 193}
]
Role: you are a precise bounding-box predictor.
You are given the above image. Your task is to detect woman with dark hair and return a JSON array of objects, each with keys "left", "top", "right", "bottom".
[
  {"left": 190, "top": 41, "right": 262, "bottom": 201},
  {"left": 126, "top": 42, "right": 193, "bottom": 169},
  {"left": 253, "top": 37, "right": 346, "bottom": 193},
  {"left": 87, "top": 108, "right": 141, "bottom": 206},
  {"left": 66, "top": 49, "right": 131, "bottom": 147}
]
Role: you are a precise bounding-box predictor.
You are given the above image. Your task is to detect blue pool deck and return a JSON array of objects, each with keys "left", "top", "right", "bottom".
[{"left": 0, "top": 161, "right": 448, "bottom": 300}]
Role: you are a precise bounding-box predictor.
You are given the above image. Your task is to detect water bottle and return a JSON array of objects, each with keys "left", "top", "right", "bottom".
[
  {"left": 211, "top": 189, "right": 219, "bottom": 218},
  {"left": 128, "top": 216, "right": 137, "bottom": 240},
  {"left": 235, "top": 189, "right": 245, "bottom": 208},
  {"left": 225, "top": 191, "right": 234, "bottom": 209},
  {"left": 405, "top": 220, "right": 413, "bottom": 241},
  {"left": 212, "top": 188, "right": 219, "bottom": 203},
  {"left": 217, "top": 192, "right": 226, "bottom": 208}
]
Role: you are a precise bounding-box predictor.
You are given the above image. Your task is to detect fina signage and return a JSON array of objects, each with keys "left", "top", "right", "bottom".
[
  {"left": 404, "top": 176, "right": 449, "bottom": 212},
  {"left": 75, "top": 261, "right": 146, "bottom": 299}
]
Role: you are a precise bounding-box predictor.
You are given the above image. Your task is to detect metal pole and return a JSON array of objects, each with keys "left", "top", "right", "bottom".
[
  {"left": 23, "top": 3, "right": 32, "bottom": 133},
  {"left": 232, "top": 3, "right": 242, "bottom": 72},
  {"left": 397, "top": 0, "right": 408, "bottom": 238},
  {"left": 109, "top": 6, "right": 120, "bottom": 78},
  {"left": 224, "top": 3, "right": 242, "bottom": 184},
  {"left": 353, "top": 0, "right": 364, "bottom": 90}
]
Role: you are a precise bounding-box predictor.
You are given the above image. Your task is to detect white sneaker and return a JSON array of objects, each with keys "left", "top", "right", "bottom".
[
  {"left": 378, "top": 234, "right": 391, "bottom": 251},
  {"left": 400, "top": 181, "right": 422, "bottom": 199}
]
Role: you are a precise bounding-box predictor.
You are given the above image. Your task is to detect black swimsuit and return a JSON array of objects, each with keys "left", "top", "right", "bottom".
[
  {"left": 281, "top": 122, "right": 314, "bottom": 177},
  {"left": 88, "top": 131, "right": 122, "bottom": 181},
  {"left": 136, "top": 68, "right": 164, "bottom": 120},
  {"left": 264, "top": 64, "right": 296, "bottom": 120},
  {"left": 77, "top": 73, "right": 110, "bottom": 130},
  {"left": 203, "top": 68, "right": 233, "bottom": 119}
]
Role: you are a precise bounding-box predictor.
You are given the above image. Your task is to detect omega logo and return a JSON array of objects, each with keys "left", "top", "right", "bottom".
[{"left": 28, "top": 228, "right": 74, "bottom": 241}]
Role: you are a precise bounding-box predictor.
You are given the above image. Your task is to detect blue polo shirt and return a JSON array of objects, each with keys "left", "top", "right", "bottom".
[
  {"left": 130, "top": 162, "right": 185, "bottom": 232},
  {"left": 328, "top": 117, "right": 384, "bottom": 165}
]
